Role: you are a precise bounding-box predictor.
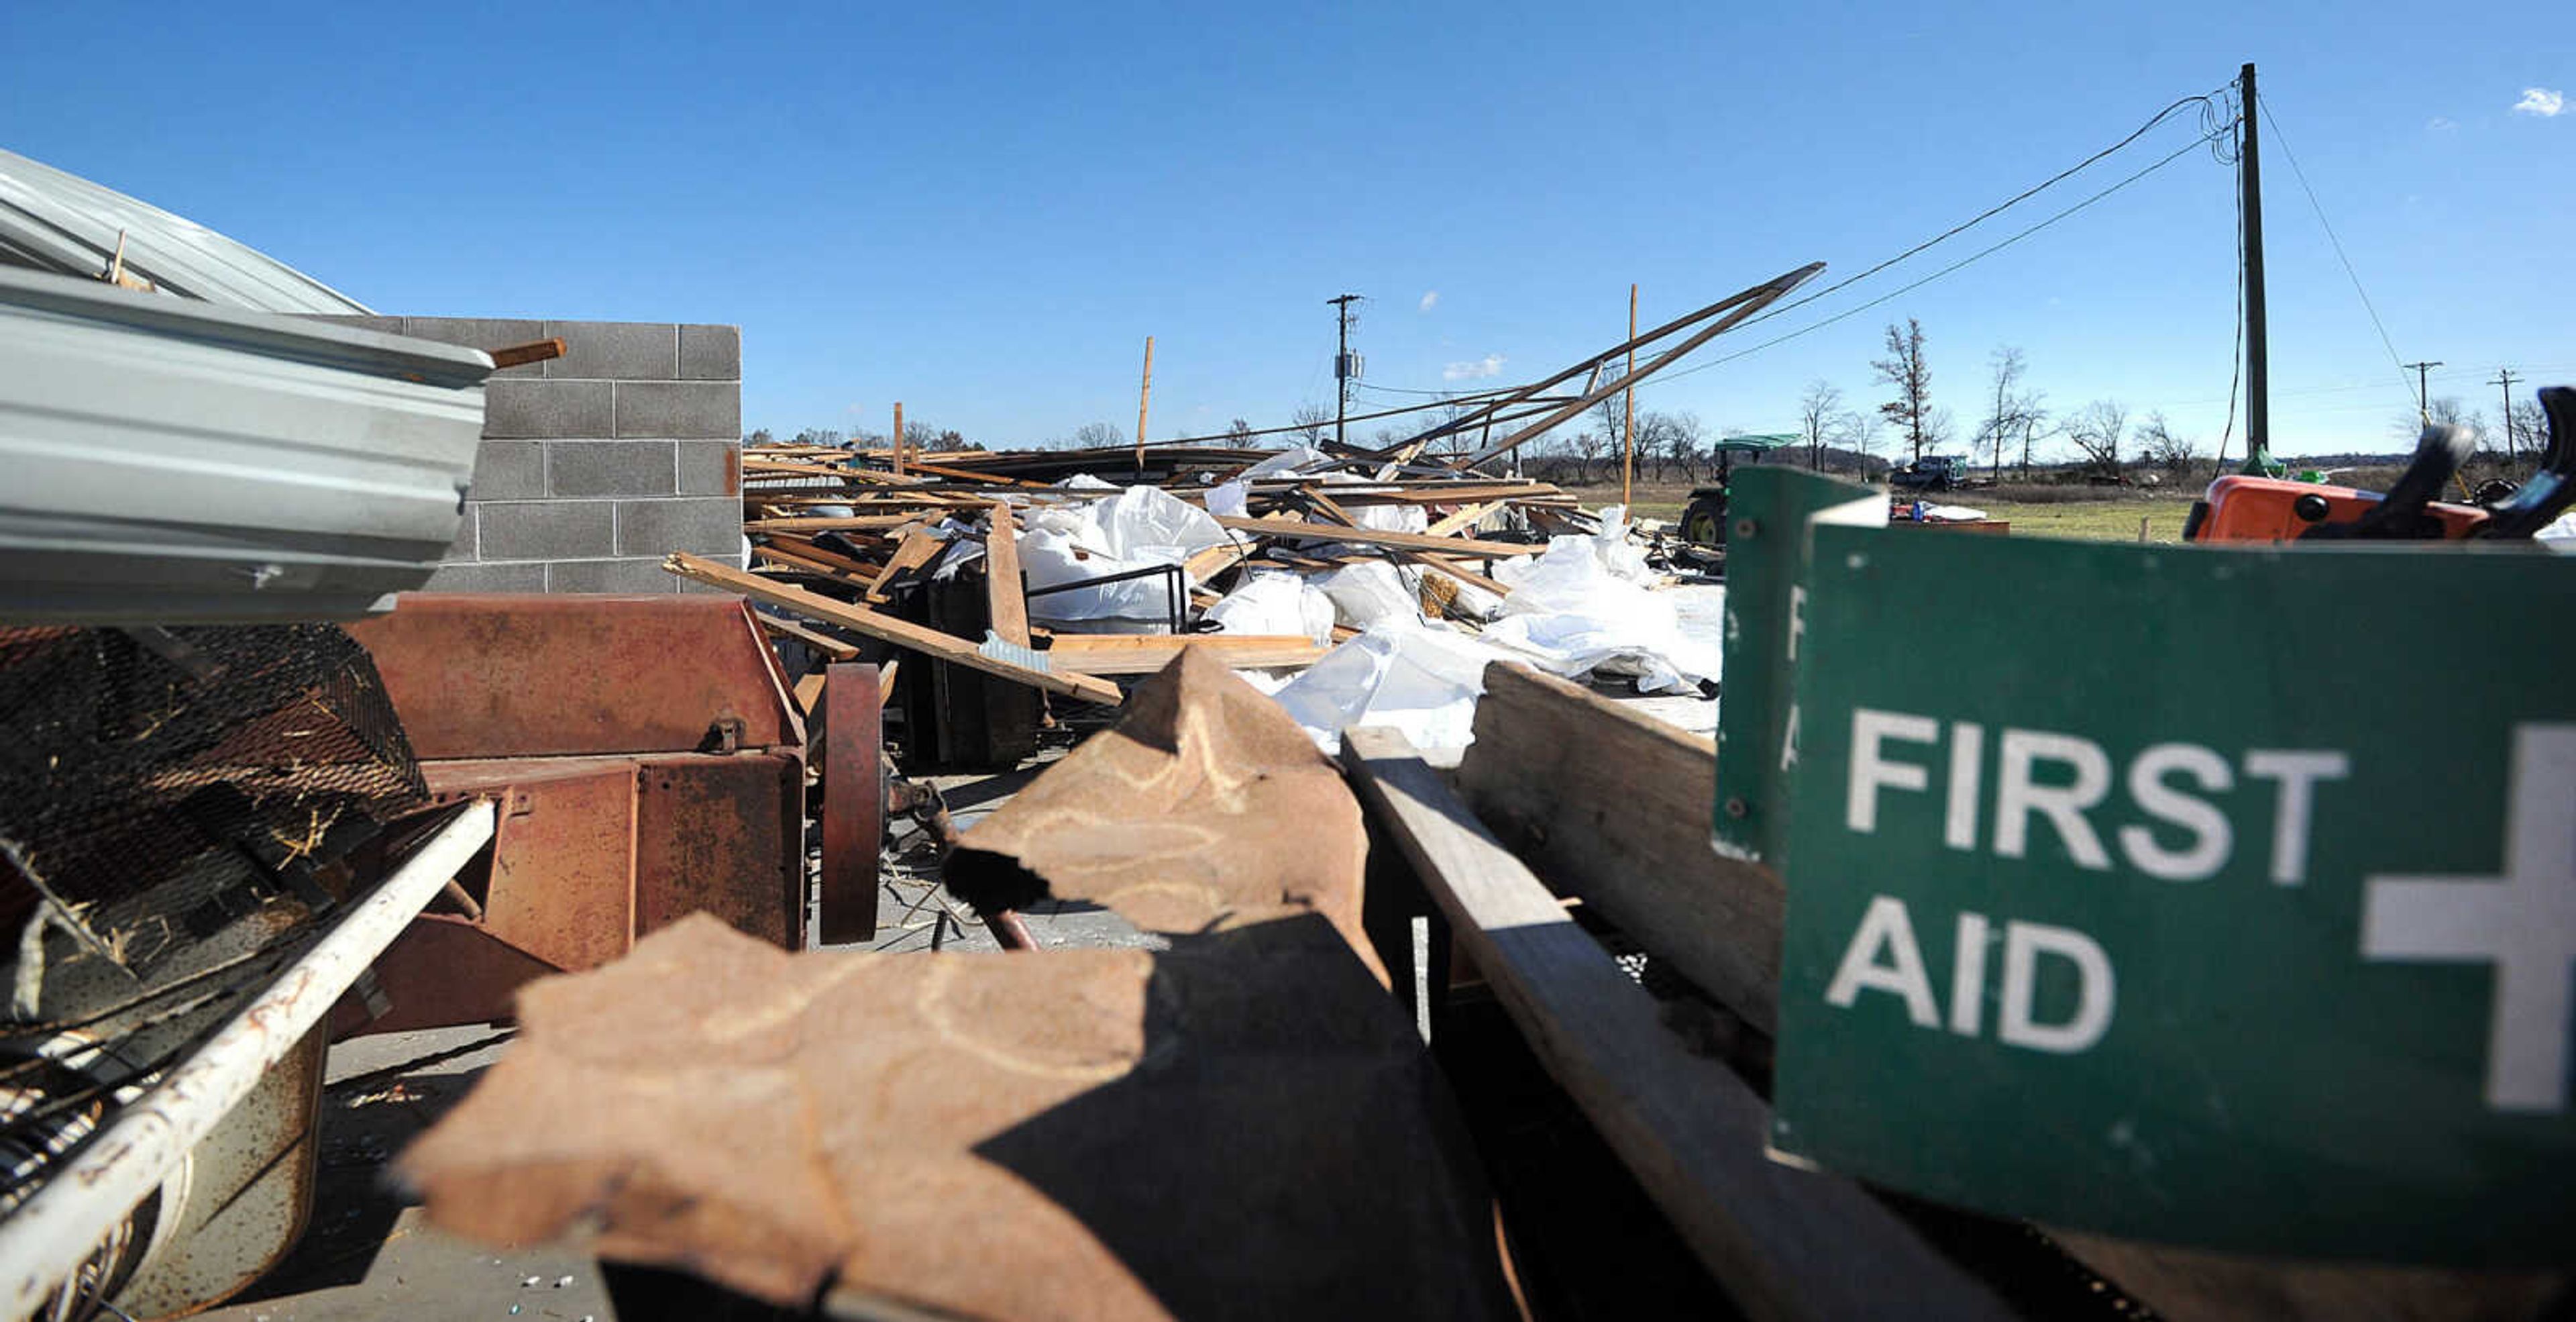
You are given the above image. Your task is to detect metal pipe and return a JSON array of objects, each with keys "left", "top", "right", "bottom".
[{"left": 0, "top": 801, "right": 497, "bottom": 1317}]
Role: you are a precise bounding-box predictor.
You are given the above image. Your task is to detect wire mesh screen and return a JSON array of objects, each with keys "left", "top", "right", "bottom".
[{"left": 0, "top": 624, "right": 428, "bottom": 974}]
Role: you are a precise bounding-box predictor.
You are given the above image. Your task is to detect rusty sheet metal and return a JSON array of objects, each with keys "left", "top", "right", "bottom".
[
  {"left": 635, "top": 752, "right": 802, "bottom": 950},
  {"left": 400, "top": 915, "right": 1517, "bottom": 1321},
  {"left": 426, "top": 759, "right": 639, "bottom": 972},
  {"left": 818, "top": 662, "right": 883, "bottom": 944},
  {"left": 329, "top": 913, "right": 562, "bottom": 1038},
  {"left": 399, "top": 653, "right": 1513, "bottom": 1319},
  {"left": 347, "top": 593, "right": 802, "bottom": 760},
  {"left": 944, "top": 647, "right": 1378, "bottom": 974}
]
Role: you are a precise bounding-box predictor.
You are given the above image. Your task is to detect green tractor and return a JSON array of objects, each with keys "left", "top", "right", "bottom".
[{"left": 1680, "top": 435, "right": 1795, "bottom": 548}]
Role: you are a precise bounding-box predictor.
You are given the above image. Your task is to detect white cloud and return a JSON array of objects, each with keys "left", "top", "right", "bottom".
[
  {"left": 2513, "top": 87, "right": 2564, "bottom": 117},
  {"left": 1418, "top": 290, "right": 1440, "bottom": 313},
  {"left": 2426, "top": 115, "right": 2457, "bottom": 131},
  {"left": 1442, "top": 353, "right": 1505, "bottom": 381}
]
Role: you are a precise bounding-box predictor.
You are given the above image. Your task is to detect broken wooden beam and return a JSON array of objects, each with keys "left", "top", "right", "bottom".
[
  {"left": 662, "top": 553, "right": 1122, "bottom": 706},
  {"left": 1044, "top": 633, "right": 1326, "bottom": 675}
]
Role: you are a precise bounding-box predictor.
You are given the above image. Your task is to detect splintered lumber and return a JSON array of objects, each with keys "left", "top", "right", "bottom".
[
  {"left": 1180, "top": 538, "right": 1251, "bottom": 584},
  {"left": 751, "top": 542, "right": 873, "bottom": 585},
  {"left": 1044, "top": 633, "right": 1326, "bottom": 675},
  {"left": 867, "top": 527, "right": 945, "bottom": 603},
  {"left": 1424, "top": 501, "right": 1503, "bottom": 539},
  {"left": 757, "top": 613, "right": 861, "bottom": 660},
  {"left": 1210, "top": 515, "right": 1529, "bottom": 559},
  {"left": 663, "top": 553, "right": 1122, "bottom": 706},
  {"left": 1456, "top": 664, "right": 1775, "bottom": 1028},
  {"left": 983, "top": 501, "right": 1030, "bottom": 647},
  {"left": 1337, "top": 725, "right": 2012, "bottom": 1321},
  {"left": 742, "top": 515, "right": 925, "bottom": 533}
]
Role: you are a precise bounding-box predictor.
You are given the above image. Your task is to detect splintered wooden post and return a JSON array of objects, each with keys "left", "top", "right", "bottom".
[
  {"left": 985, "top": 501, "right": 1029, "bottom": 648},
  {"left": 1135, "top": 336, "right": 1155, "bottom": 473},
  {"left": 892, "top": 402, "right": 906, "bottom": 477}
]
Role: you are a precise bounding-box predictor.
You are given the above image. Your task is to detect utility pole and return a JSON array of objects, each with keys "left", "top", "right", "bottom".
[
  {"left": 2493, "top": 368, "right": 2520, "bottom": 465},
  {"left": 892, "top": 401, "right": 904, "bottom": 477},
  {"left": 1134, "top": 336, "right": 1154, "bottom": 474},
  {"left": 2404, "top": 360, "right": 2443, "bottom": 423},
  {"left": 1623, "top": 284, "right": 1638, "bottom": 509},
  {"left": 1328, "top": 294, "right": 1362, "bottom": 451},
  {"left": 2239, "top": 62, "right": 2270, "bottom": 474}
]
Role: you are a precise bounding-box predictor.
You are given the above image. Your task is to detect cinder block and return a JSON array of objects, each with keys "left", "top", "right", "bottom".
[
  {"left": 470, "top": 440, "right": 545, "bottom": 500},
  {"left": 398, "top": 317, "right": 549, "bottom": 376},
  {"left": 478, "top": 500, "right": 616, "bottom": 560},
  {"left": 443, "top": 509, "right": 478, "bottom": 562},
  {"left": 484, "top": 379, "right": 613, "bottom": 440},
  {"left": 614, "top": 381, "right": 738, "bottom": 440},
  {"left": 546, "top": 558, "right": 680, "bottom": 593},
  {"left": 678, "top": 325, "right": 741, "bottom": 381},
  {"left": 616, "top": 497, "right": 744, "bottom": 557},
  {"left": 547, "top": 440, "right": 678, "bottom": 497},
  {"left": 677, "top": 441, "right": 741, "bottom": 495},
  {"left": 545, "top": 320, "right": 679, "bottom": 380},
  {"left": 676, "top": 574, "right": 742, "bottom": 594},
  {"left": 423, "top": 560, "right": 546, "bottom": 593}
]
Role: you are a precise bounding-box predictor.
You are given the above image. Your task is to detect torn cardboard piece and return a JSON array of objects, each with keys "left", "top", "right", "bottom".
[{"left": 399, "top": 649, "right": 1511, "bottom": 1320}]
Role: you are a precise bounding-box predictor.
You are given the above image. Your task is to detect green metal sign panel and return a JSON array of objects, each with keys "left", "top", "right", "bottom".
[{"left": 1757, "top": 524, "right": 2576, "bottom": 1264}]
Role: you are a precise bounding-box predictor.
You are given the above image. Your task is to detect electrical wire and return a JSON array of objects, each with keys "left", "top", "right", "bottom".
[
  {"left": 1664, "top": 129, "right": 2225, "bottom": 383},
  {"left": 2257, "top": 91, "right": 2418, "bottom": 416}
]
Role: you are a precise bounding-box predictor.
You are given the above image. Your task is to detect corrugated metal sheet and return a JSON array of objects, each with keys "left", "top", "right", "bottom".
[
  {"left": 0, "top": 266, "right": 490, "bottom": 623},
  {"left": 0, "top": 147, "right": 370, "bottom": 314}
]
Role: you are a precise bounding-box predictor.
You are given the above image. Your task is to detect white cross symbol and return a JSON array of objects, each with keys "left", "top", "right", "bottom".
[{"left": 2361, "top": 724, "right": 2576, "bottom": 1113}]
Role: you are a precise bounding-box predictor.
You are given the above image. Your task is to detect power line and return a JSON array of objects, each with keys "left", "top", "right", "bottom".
[
  {"left": 2256, "top": 91, "right": 2416, "bottom": 411},
  {"left": 1664, "top": 128, "right": 2224, "bottom": 383}
]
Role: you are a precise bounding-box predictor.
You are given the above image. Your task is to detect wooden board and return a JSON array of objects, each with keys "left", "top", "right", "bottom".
[
  {"left": 663, "top": 553, "right": 1122, "bottom": 706},
  {"left": 1211, "top": 515, "right": 1531, "bottom": 559},
  {"left": 1456, "top": 664, "right": 1778, "bottom": 1029},
  {"left": 984, "top": 501, "right": 1030, "bottom": 648},
  {"left": 1338, "top": 726, "right": 2013, "bottom": 1322},
  {"left": 1044, "top": 633, "right": 1325, "bottom": 675},
  {"left": 867, "top": 527, "right": 945, "bottom": 604},
  {"left": 756, "top": 613, "right": 860, "bottom": 660},
  {"left": 1425, "top": 501, "right": 1503, "bottom": 539}
]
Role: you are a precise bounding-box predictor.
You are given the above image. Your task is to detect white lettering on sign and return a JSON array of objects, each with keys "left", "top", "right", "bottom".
[
  {"left": 2244, "top": 750, "right": 2351, "bottom": 884},
  {"left": 1788, "top": 584, "right": 1807, "bottom": 662},
  {"left": 1825, "top": 896, "right": 2116, "bottom": 1053},
  {"left": 2362, "top": 725, "right": 2576, "bottom": 1113},
  {"left": 1839, "top": 709, "right": 2346, "bottom": 884}
]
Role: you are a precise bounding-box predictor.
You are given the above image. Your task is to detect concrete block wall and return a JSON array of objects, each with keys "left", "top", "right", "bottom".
[{"left": 321, "top": 315, "right": 745, "bottom": 593}]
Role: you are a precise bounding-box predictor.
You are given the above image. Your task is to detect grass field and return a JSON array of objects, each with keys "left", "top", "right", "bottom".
[{"left": 1573, "top": 481, "right": 2200, "bottom": 544}]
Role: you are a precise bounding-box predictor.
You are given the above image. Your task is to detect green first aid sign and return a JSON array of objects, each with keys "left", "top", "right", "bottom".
[{"left": 1748, "top": 505, "right": 2576, "bottom": 1264}]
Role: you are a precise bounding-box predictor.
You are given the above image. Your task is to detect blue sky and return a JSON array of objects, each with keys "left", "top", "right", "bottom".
[{"left": 5, "top": 1, "right": 2568, "bottom": 458}]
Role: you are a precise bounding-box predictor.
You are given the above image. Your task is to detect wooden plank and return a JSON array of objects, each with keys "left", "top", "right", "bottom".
[
  {"left": 486, "top": 337, "right": 566, "bottom": 369},
  {"left": 983, "top": 502, "right": 1030, "bottom": 648},
  {"left": 751, "top": 543, "right": 873, "bottom": 585},
  {"left": 1180, "top": 538, "right": 1250, "bottom": 584},
  {"left": 1456, "top": 664, "right": 1777, "bottom": 1029},
  {"left": 792, "top": 672, "right": 826, "bottom": 715},
  {"left": 867, "top": 527, "right": 945, "bottom": 604},
  {"left": 1044, "top": 633, "right": 1325, "bottom": 674},
  {"left": 742, "top": 515, "right": 926, "bottom": 533},
  {"left": 662, "top": 553, "right": 1123, "bottom": 706},
  {"left": 1424, "top": 501, "right": 1503, "bottom": 538},
  {"left": 1212, "top": 515, "right": 1531, "bottom": 558},
  {"left": 1338, "top": 726, "right": 2013, "bottom": 1322},
  {"left": 757, "top": 613, "right": 861, "bottom": 661}
]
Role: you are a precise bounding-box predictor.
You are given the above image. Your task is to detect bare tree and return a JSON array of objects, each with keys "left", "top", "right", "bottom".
[
  {"left": 2017, "top": 401, "right": 2051, "bottom": 478},
  {"left": 1979, "top": 347, "right": 2032, "bottom": 483},
  {"left": 1568, "top": 426, "right": 1611, "bottom": 485},
  {"left": 1840, "top": 408, "right": 1883, "bottom": 476},
  {"left": 2504, "top": 395, "right": 2549, "bottom": 463},
  {"left": 790, "top": 427, "right": 844, "bottom": 447},
  {"left": 1223, "top": 418, "right": 1256, "bottom": 444},
  {"left": 1289, "top": 404, "right": 1331, "bottom": 448},
  {"left": 1872, "top": 318, "right": 1934, "bottom": 466},
  {"left": 2135, "top": 411, "right": 2198, "bottom": 476},
  {"left": 2066, "top": 399, "right": 2129, "bottom": 477},
  {"left": 1799, "top": 380, "right": 1844, "bottom": 472},
  {"left": 1071, "top": 421, "right": 1126, "bottom": 450},
  {"left": 1663, "top": 410, "right": 1707, "bottom": 480}
]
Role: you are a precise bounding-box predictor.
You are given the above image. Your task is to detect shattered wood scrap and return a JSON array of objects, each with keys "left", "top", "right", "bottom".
[{"left": 400, "top": 652, "right": 1517, "bottom": 1322}]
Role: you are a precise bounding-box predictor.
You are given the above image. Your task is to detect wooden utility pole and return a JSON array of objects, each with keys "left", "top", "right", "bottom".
[
  {"left": 2239, "top": 62, "right": 2270, "bottom": 473},
  {"left": 2404, "top": 360, "right": 2443, "bottom": 423},
  {"left": 2494, "top": 368, "right": 2521, "bottom": 464},
  {"left": 892, "top": 401, "right": 905, "bottom": 477},
  {"left": 1623, "top": 283, "right": 1637, "bottom": 508},
  {"left": 1135, "top": 336, "right": 1154, "bottom": 472},
  {"left": 1329, "top": 294, "right": 1362, "bottom": 451}
]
